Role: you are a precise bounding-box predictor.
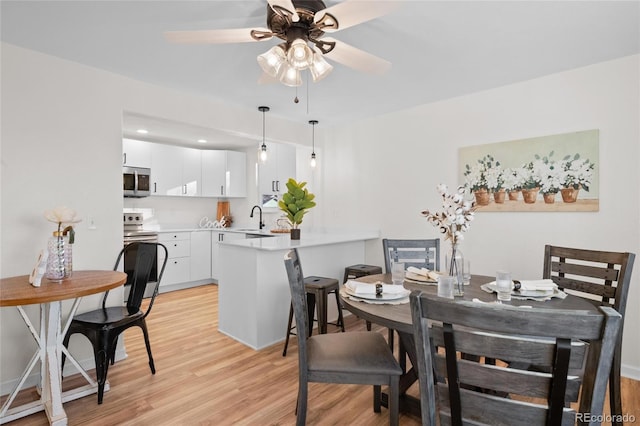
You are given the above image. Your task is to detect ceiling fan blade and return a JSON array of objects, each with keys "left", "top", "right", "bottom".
[
  {"left": 322, "top": 38, "right": 391, "bottom": 76},
  {"left": 314, "top": 0, "right": 399, "bottom": 32},
  {"left": 267, "top": 0, "right": 300, "bottom": 22},
  {"left": 164, "top": 27, "right": 271, "bottom": 44}
]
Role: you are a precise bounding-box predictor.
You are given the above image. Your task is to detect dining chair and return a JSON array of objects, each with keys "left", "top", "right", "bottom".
[
  {"left": 410, "top": 291, "right": 621, "bottom": 426},
  {"left": 62, "top": 242, "right": 168, "bottom": 404},
  {"left": 382, "top": 238, "right": 440, "bottom": 273},
  {"left": 543, "top": 245, "right": 635, "bottom": 425},
  {"left": 284, "top": 249, "right": 402, "bottom": 426},
  {"left": 381, "top": 238, "right": 440, "bottom": 354}
]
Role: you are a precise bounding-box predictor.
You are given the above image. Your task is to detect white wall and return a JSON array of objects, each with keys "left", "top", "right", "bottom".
[
  {"left": 321, "top": 54, "right": 640, "bottom": 378},
  {"left": 0, "top": 43, "right": 308, "bottom": 393}
]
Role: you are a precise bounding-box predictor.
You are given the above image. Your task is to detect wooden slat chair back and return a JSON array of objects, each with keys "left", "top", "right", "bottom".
[
  {"left": 284, "top": 249, "right": 402, "bottom": 426},
  {"left": 382, "top": 238, "right": 440, "bottom": 273},
  {"left": 543, "top": 244, "right": 635, "bottom": 425},
  {"left": 410, "top": 292, "right": 621, "bottom": 426}
]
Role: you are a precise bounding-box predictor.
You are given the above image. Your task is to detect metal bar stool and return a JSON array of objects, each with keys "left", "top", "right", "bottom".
[
  {"left": 343, "top": 264, "right": 383, "bottom": 284},
  {"left": 343, "top": 264, "right": 383, "bottom": 331},
  {"left": 282, "top": 276, "right": 345, "bottom": 356}
]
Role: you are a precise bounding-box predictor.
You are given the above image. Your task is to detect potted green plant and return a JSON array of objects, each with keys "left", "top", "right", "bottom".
[{"left": 278, "top": 178, "right": 316, "bottom": 240}]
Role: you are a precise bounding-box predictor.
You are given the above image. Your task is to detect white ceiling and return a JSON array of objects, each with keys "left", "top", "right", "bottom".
[{"left": 2, "top": 1, "right": 638, "bottom": 148}]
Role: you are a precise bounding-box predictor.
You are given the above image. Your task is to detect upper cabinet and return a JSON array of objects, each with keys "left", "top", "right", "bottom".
[
  {"left": 150, "top": 144, "right": 202, "bottom": 196},
  {"left": 124, "top": 139, "right": 246, "bottom": 198},
  {"left": 202, "top": 150, "right": 246, "bottom": 198},
  {"left": 258, "top": 142, "right": 296, "bottom": 207},
  {"left": 123, "top": 138, "right": 151, "bottom": 168}
]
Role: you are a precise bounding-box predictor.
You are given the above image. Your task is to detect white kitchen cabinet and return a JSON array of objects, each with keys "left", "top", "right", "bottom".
[
  {"left": 190, "top": 231, "right": 212, "bottom": 281},
  {"left": 150, "top": 143, "right": 202, "bottom": 196},
  {"left": 122, "top": 138, "right": 151, "bottom": 168},
  {"left": 201, "top": 150, "right": 247, "bottom": 198},
  {"left": 211, "top": 231, "right": 245, "bottom": 280},
  {"left": 258, "top": 142, "right": 296, "bottom": 207},
  {"left": 158, "top": 232, "right": 191, "bottom": 286}
]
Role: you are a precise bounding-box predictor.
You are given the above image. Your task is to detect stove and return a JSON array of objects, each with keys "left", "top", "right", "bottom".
[{"left": 123, "top": 213, "right": 157, "bottom": 238}]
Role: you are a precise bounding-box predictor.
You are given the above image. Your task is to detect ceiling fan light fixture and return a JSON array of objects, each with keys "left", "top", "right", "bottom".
[
  {"left": 287, "top": 38, "right": 313, "bottom": 70},
  {"left": 278, "top": 64, "right": 302, "bottom": 87},
  {"left": 309, "top": 50, "right": 333, "bottom": 82},
  {"left": 257, "top": 45, "right": 286, "bottom": 77}
]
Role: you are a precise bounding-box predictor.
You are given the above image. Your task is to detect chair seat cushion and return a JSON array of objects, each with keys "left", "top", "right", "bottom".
[
  {"left": 307, "top": 332, "right": 402, "bottom": 376},
  {"left": 72, "top": 306, "right": 144, "bottom": 327}
]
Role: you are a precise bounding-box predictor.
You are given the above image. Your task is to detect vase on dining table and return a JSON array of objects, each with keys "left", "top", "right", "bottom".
[{"left": 445, "top": 243, "right": 464, "bottom": 297}]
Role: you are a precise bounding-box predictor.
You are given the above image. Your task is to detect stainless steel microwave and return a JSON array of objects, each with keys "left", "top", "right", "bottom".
[{"left": 123, "top": 166, "right": 151, "bottom": 197}]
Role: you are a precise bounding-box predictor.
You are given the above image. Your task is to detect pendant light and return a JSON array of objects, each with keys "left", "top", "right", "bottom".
[
  {"left": 258, "top": 106, "right": 269, "bottom": 162},
  {"left": 309, "top": 120, "right": 318, "bottom": 168}
]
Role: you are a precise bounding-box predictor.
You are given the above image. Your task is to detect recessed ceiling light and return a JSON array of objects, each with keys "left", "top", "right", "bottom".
[
  {"left": 197, "top": 139, "right": 207, "bottom": 143},
  {"left": 136, "top": 129, "right": 149, "bottom": 134}
]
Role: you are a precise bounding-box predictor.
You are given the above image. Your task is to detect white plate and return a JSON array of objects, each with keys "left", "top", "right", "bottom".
[{"left": 343, "top": 285, "right": 410, "bottom": 301}]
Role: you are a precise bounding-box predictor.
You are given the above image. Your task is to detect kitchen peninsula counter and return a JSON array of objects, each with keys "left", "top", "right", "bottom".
[{"left": 217, "top": 231, "right": 379, "bottom": 349}]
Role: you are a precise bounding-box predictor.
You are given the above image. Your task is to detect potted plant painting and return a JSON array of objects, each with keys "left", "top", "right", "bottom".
[
  {"left": 559, "top": 154, "right": 595, "bottom": 203},
  {"left": 278, "top": 178, "right": 316, "bottom": 240},
  {"left": 463, "top": 155, "right": 498, "bottom": 206}
]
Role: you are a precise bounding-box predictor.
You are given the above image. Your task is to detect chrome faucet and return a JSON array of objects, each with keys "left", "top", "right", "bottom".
[{"left": 250, "top": 205, "right": 265, "bottom": 230}]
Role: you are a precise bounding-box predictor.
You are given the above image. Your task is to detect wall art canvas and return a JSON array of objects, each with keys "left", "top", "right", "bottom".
[{"left": 458, "top": 129, "right": 599, "bottom": 212}]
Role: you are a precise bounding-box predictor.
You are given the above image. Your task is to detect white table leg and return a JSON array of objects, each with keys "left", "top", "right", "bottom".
[
  {"left": 0, "top": 298, "right": 105, "bottom": 425},
  {"left": 41, "top": 301, "right": 66, "bottom": 426}
]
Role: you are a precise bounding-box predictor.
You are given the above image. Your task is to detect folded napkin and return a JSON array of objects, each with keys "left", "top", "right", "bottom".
[
  {"left": 406, "top": 266, "right": 440, "bottom": 281},
  {"left": 345, "top": 280, "right": 407, "bottom": 295},
  {"left": 517, "top": 279, "right": 557, "bottom": 291}
]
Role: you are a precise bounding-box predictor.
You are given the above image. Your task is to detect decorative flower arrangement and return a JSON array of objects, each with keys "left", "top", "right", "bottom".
[
  {"left": 44, "top": 206, "right": 81, "bottom": 280},
  {"left": 463, "top": 155, "right": 499, "bottom": 192},
  {"left": 560, "top": 154, "right": 595, "bottom": 191},
  {"left": 421, "top": 184, "right": 476, "bottom": 246},
  {"left": 485, "top": 166, "right": 504, "bottom": 193},
  {"left": 536, "top": 152, "right": 562, "bottom": 195},
  {"left": 45, "top": 206, "right": 81, "bottom": 240},
  {"left": 520, "top": 160, "right": 544, "bottom": 190},
  {"left": 501, "top": 167, "right": 525, "bottom": 193}
]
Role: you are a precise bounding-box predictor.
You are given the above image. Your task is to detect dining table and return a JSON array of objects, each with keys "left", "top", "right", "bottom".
[
  {"left": 0, "top": 270, "right": 127, "bottom": 425},
  {"left": 340, "top": 273, "right": 601, "bottom": 418}
]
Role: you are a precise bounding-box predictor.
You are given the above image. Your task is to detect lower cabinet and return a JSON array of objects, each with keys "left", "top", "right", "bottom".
[
  {"left": 190, "top": 231, "right": 212, "bottom": 281},
  {"left": 158, "top": 232, "right": 191, "bottom": 286},
  {"left": 211, "top": 231, "right": 245, "bottom": 281}
]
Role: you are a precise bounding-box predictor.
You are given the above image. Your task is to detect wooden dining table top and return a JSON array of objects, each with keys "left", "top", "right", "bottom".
[
  {"left": 341, "top": 273, "right": 600, "bottom": 334},
  {"left": 0, "top": 270, "right": 127, "bottom": 307}
]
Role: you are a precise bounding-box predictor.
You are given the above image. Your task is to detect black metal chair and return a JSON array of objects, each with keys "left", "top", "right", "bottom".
[
  {"left": 284, "top": 249, "right": 402, "bottom": 426},
  {"left": 62, "top": 242, "right": 168, "bottom": 404},
  {"left": 410, "top": 291, "right": 621, "bottom": 426},
  {"left": 543, "top": 245, "right": 635, "bottom": 425}
]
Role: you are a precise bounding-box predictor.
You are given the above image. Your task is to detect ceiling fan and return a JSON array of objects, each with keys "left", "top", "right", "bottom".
[{"left": 164, "top": 0, "right": 397, "bottom": 87}]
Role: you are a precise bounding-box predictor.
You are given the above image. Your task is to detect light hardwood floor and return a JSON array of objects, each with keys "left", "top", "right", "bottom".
[{"left": 4, "top": 284, "right": 639, "bottom": 425}]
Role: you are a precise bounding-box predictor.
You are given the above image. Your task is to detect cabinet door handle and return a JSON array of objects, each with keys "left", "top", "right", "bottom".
[
  {"left": 271, "top": 181, "right": 275, "bottom": 192},
  {"left": 276, "top": 180, "right": 280, "bottom": 192},
  {"left": 154, "top": 182, "right": 157, "bottom": 193},
  {"left": 183, "top": 184, "right": 187, "bottom": 195},
  {"left": 220, "top": 185, "right": 224, "bottom": 196},
  {"left": 123, "top": 153, "right": 126, "bottom": 164}
]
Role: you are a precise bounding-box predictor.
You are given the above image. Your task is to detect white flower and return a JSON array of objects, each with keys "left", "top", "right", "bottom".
[
  {"left": 44, "top": 206, "right": 82, "bottom": 225},
  {"left": 421, "top": 184, "right": 476, "bottom": 245}
]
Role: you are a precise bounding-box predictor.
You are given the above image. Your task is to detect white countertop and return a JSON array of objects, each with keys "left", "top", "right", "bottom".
[{"left": 219, "top": 230, "right": 380, "bottom": 251}]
